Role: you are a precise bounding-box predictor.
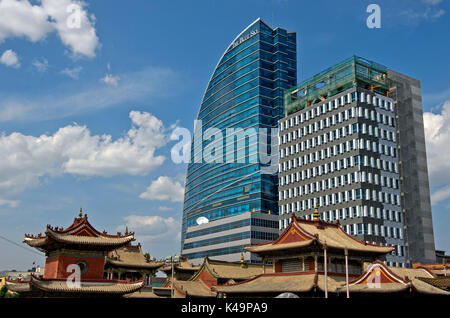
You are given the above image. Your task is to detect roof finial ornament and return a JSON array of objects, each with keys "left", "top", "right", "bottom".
[
  {"left": 125, "top": 226, "right": 129, "bottom": 235},
  {"left": 240, "top": 252, "right": 247, "bottom": 268},
  {"left": 79, "top": 207, "right": 83, "bottom": 218},
  {"left": 313, "top": 201, "right": 320, "bottom": 221}
]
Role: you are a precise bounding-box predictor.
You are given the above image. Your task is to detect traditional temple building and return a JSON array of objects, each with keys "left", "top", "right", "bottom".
[
  {"left": 153, "top": 255, "right": 272, "bottom": 298},
  {"left": 159, "top": 255, "right": 201, "bottom": 281},
  {"left": 105, "top": 242, "right": 164, "bottom": 286},
  {"left": 214, "top": 208, "right": 450, "bottom": 297},
  {"left": 338, "top": 261, "right": 449, "bottom": 296},
  {"left": 412, "top": 262, "right": 449, "bottom": 277},
  {"left": 6, "top": 210, "right": 145, "bottom": 297}
]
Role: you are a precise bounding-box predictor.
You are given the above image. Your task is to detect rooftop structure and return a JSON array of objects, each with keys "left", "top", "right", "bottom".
[
  {"left": 247, "top": 213, "right": 394, "bottom": 257},
  {"left": 105, "top": 243, "right": 165, "bottom": 286},
  {"left": 214, "top": 212, "right": 448, "bottom": 297},
  {"left": 284, "top": 55, "right": 388, "bottom": 116},
  {"left": 24, "top": 210, "right": 135, "bottom": 254},
  {"left": 159, "top": 255, "right": 201, "bottom": 281},
  {"left": 8, "top": 209, "right": 145, "bottom": 297},
  {"left": 153, "top": 255, "right": 273, "bottom": 298}
]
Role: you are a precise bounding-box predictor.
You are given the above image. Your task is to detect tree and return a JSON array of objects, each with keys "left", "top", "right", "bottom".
[{"left": 0, "top": 286, "right": 7, "bottom": 298}]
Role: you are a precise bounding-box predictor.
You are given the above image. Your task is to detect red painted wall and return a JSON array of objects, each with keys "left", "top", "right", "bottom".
[
  {"left": 44, "top": 255, "right": 105, "bottom": 280},
  {"left": 275, "top": 261, "right": 282, "bottom": 273},
  {"left": 44, "top": 257, "right": 59, "bottom": 279},
  {"left": 306, "top": 257, "right": 315, "bottom": 271}
]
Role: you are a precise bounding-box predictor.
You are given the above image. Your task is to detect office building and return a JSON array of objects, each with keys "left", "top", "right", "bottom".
[
  {"left": 387, "top": 70, "right": 436, "bottom": 264},
  {"left": 278, "top": 56, "right": 406, "bottom": 266},
  {"left": 181, "top": 18, "right": 297, "bottom": 263}
]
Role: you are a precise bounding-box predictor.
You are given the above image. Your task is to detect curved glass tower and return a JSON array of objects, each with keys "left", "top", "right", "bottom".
[{"left": 181, "top": 18, "right": 297, "bottom": 263}]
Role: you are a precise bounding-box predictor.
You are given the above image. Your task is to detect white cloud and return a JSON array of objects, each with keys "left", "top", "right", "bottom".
[
  {"left": 118, "top": 214, "right": 181, "bottom": 258},
  {"left": 0, "top": 0, "right": 99, "bottom": 58},
  {"left": 0, "top": 49, "right": 20, "bottom": 68},
  {"left": 424, "top": 100, "right": 450, "bottom": 187},
  {"left": 0, "top": 66, "right": 177, "bottom": 122},
  {"left": 60, "top": 66, "right": 82, "bottom": 79},
  {"left": 0, "top": 111, "right": 166, "bottom": 204},
  {"left": 400, "top": 7, "right": 445, "bottom": 21},
  {"left": 0, "top": 0, "right": 53, "bottom": 42},
  {"left": 431, "top": 186, "right": 450, "bottom": 205},
  {"left": 41, "top": 0, "right": 99, "bottom": 58},
  {"left": 32, "top": 58, "right": 49, "bottom": 72},
  {"left": 139, "top": 176, "right": 185, "bottom": 202},
  {"left": 0, "top": 199, "right": 20, "bottom": 208},
  {"left": 120, "top": 215, "right": 179, "bottom": 238},
  {"left": 421, "top": 0, "right": 443, "bottom": 5},
  {"left": 101, "top": 73, "right": 120, "bottom": 87}
]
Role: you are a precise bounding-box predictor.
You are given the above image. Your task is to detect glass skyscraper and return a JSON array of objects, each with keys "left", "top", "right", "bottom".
[{"left": 181, "top": 18, "right": 297, "bottom": 263}]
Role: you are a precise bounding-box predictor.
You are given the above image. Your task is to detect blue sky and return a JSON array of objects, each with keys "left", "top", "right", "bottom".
[{"left": 0, "top": 0, "right": 449, "bottom": 270}]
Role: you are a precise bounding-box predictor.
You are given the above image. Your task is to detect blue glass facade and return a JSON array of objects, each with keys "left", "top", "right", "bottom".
[{"left": 181, "top": 18, "right": 297, "bottom": 258}]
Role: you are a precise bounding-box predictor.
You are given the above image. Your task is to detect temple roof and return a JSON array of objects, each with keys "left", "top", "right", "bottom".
[
  {"left": 417, "top": 276, "right": 450, "bottom": 292},
  {"left": 30, "top": 276, "right": 143, "bottom": 295},
  {"left": 160, "top": 256, "right": 200, "bottom": 273},
  {"left": 341, "top": 261, "right": 450, "bottom": 295},
  {"left": 190, "top": 256, "right": 273, "bottom": 282},
  {"left": 106, "top": 244, "right": 165, "bottom": 269},
  {"left": 214, "top": 261, "right": 450, "bottom": 296},
  {"left": 172, "top": 280, "right": 216, "bottom": 297},
  {"left": 6, "top": 276, "right": 144, "bottom": 296},
  {"left": 24, "top": 211, "right": 135, "bottom": 252},
  {"left": 213, "top": 272, "right": 345, "bottom": 294},
  {"left": 245, "top": 214, "right": 394, "bottom": 256},
  {"left": 5, "top": 280, "right": 32, "bottom": 293}
]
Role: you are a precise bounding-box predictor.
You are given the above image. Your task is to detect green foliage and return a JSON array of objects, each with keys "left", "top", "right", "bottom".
[
  {"left": 5, "top": 291, "right": 19, "bottom": 298},
  {"left": 0, "top": 286, "right": 7, "bottom": 298}
]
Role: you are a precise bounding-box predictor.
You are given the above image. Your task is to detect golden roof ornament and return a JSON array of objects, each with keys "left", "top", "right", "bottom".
[
  {"left": 313, "top": 202, "right": 320, "bottom": 221},
  {"left": 79, "top": 208, "right": 83, "bottom": 218},
  {"left": 240, "top": 252, "right": 247, "bottom": 268}
]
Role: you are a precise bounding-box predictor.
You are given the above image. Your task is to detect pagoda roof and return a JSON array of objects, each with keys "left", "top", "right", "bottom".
[
  {"left": 160, "top": 256, "right": 200, "bottom": 273},
  {"left": 245, "top": 215, "right": 394, "bottom": 256},
  {"left": 29, "top": 276, "right": 143, "bottom": 295},
  {"left": 24, "top": 212, "right": 135, "bottom": 252},
  {"left": 6, "top": 276, "right": 144, "bottom": 296},
  {"left": 190, "top": 256, "right": 273, "bottom": 282},
  {"left": 5, "top": 279, "right": 32, "bottom": 293},
  {"left": 340, "top": 261, "right": 450, "bottom": 295},
  {"left": 172, "top": 280, "right": 216, "bottom": 298},
  {"left": 106, "top": 244, "right": 165, "bottom": 270},
  {"left": 214, "top": 261, "right": 450, "bottom": 296},
  {"left": 213, "top": 272, "right": 346, "bottom": 295},
  {"left": 417, "top": 276, "right": 450, "bottom": 292}
]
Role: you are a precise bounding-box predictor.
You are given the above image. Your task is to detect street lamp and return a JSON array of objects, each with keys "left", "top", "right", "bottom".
[{"left": 165, "top": 255, "right": 180, "bottom": 298}]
